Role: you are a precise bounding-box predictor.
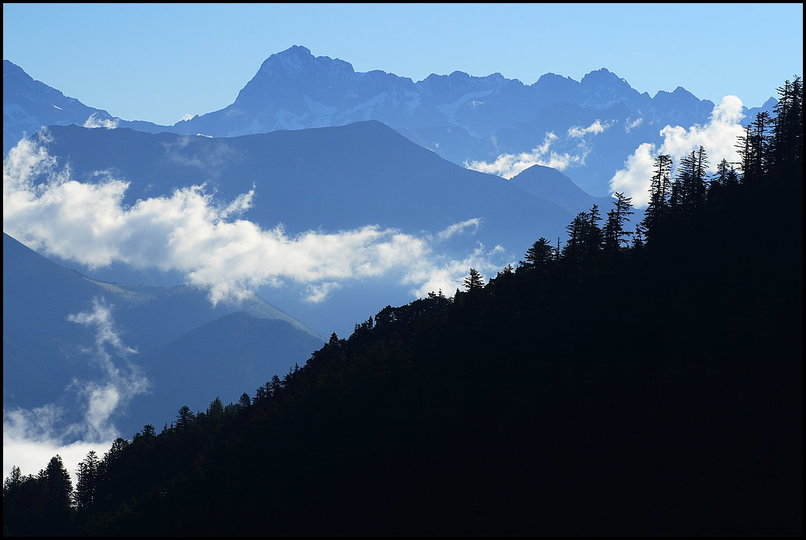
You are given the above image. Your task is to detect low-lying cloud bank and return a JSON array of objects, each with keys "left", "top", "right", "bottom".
[
  {"left": 3, "top": 138, "right": 507, "bottom": 305},
  {"left": 609, "top": 95, "right": 746, "bottom": 207}
]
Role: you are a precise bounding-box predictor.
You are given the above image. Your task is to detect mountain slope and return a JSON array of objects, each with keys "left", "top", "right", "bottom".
[
  {"left": 9, "top": 125, "right": 801, "bottom": 537},
  {"left": 2, "top": 233, "right": 322, "bottom": 437},
  {"left": 509, "top": 164, "right": 613, "bottom": 214},
  {"left": 17, "top": 121, "right": 580, "bottom": 338},
  {"left": 2, "top": 60, "right": 167, "bottom": 153},
  {"left": 134, "top": 312, "right": 323, "bottom": 431},
  {"left": 28, "top": 121, "right": 574, "bottom": 259}
]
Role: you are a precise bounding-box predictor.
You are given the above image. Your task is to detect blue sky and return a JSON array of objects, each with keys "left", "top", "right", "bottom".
[{"left": 3, "top": 3, "right": 803, "bottom": 125}]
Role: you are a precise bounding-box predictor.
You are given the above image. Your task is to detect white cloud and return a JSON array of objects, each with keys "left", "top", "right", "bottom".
[
  {"left": 83, "top": 113, "right": 118, "bottom": 129},
  {"left": 609, "top": 96, "right": 746, "bottom": 207},
  {"left": 304, "top": 282, "right": 342, "bottom": 303},
  {"left": 608, "top": 142, "right": 657, "bottom": 207},
  {"left": 465, "top": 132, "right": 588, "bottom": 179},
  {"left": 658, "top": 95, "right": 745, "bottom": 161},
  {"left": 434, "top": 217, "right": 481, "bottom": 241},
  {"left": 2, "top": 432, "right": 111, "bottom": 489},
  {"left": 568, "top": 120, "right": 608, "bottom": 138},
  {"left": 403, "top": 243, "right": 507, "bottom": 298},
  {"left": 66, "top": 298, "right": 149, "bottom": 440},
  {"left": 3, "top": 140, "right": 507, "bottom": 306},
  {"left": 625, "top": 117, "right": 643, "bottom": 133},
  {"left": 3, "top": 299, "right": 147, "bottom": 484}
]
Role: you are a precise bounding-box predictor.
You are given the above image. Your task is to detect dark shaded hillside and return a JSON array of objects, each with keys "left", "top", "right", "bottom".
[
  {"left": 138, "top": 164, "right": 799, "bottom": 537},
  {"left": 134, "top": 312, "right": 323, "bottom": 431},
  {"left": 4, "top": 80, "right": 802, "bottom": 537}
]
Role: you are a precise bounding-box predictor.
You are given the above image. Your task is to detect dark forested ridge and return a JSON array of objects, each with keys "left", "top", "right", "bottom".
[{"left": 4, "top": 77, "right": 802, "bottom": 537}]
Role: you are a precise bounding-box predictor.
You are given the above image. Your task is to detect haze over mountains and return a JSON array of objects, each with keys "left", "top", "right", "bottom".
[
  {"left": 13, "top": 121, "right": 583, "bottom": 338},
  {"left": 0, "top": 44, "right": 779, "bottom": 461},
  {"left": 4, "top": 47, "right": 776, "bottom": 195},
  {"left": 26, "top": 122, "right": 574, "bottom": 250},
  {"left": 3, "top": 232, "right": 322, "bottom": 439}
]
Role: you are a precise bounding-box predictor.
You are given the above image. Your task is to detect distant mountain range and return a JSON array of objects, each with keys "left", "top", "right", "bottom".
[
  {"left": 20, "top": 121, "right": 591, "bottom": 336},
  {"left": 3, "top": 48, "right": 776, "bottom": 195},
  {"left": 26, "top": 122, "right": 573, "bottom": 249},
  {"left": 0, "top": 48, "right": 774, "bottom": 433},
  {"left": 3, "top": 232, "right": 323, "bottom": 438},
  {"left": 2, "top": 60, "right": 164, "bottom": 152}
]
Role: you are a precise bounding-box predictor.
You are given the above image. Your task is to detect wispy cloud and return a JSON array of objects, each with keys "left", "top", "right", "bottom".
[
  {"left": 434, "top": 217, "right": 481, "bottom": 241},
  {"left": 465, "top": 132, "right": 588, "bottom": 179},
  {"left": 403, "top": 243, "right": 507, "bottom": 298},
  {"left": 609, "top": 95, "right": 746, "bottom": 207},
  {"left": 304, "top": 282, "right": 342, "bottom": 303},
  {"left": 3, "top": 299, "right": 148, "bottom": 484},
  {"left": 624, "top": 117, "right": 643, "bottom": 133},
  {"left": 83, "top": 113, "right": 118, "bottom": 129},
  {"left": 66, "top": 298, "right": 149, "bottom": 440},
  {"left": 567, "top": 120, "right": 609, "bottom": 138},
  {"left": 3, "top": 140, "right": 507, "bottom": 306},
  {"left": 161, "top": 136, "right": 239, "bottom": 176}
]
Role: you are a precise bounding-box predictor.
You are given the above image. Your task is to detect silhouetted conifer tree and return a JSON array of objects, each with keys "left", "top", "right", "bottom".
[
  {"left": 602, "top": 192, "right": 634, "bottom": 253},
  {"left": 521, "top": 237, "right": 554, "bottom": 269},
  {"left": 176, "top": 405, "right": 195, "bottom": 430},
  {"left": 207, "top": 397, "right": 225, "bottom": 421},
  {"left": 463, "top": 268, "right": 484, "bottom": 291},
  {"left": 643, "top": 154, "right": 673, "bottom": 243},
  {"left": 75, "top": 450, "right": 100, "bottom": 510},
  {"left": 738, "top": 111, "right": 772, "bottom": 181},
  {"left": 674, "top": 147, "right": 708, "bottom": 215},
  {"left": 43, "top": 455, "right": 73, "bottom": 534},
  {"left": 771, "top": 76, "right": 803, "bottom": 172},
  {"left": 708, "top": 158, "right": 739, "bottom": 199}
]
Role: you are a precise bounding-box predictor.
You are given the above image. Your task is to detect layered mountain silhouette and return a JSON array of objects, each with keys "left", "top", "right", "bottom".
[
  {"left": 3, "top": 50, "right": 776, "bottom": 195},
  {"left": 2, "top": 60, "right": 164, "bottom": 153},
  {"left": 509, "top": 164, "right": 614, "bottom": 214},
  {"left": 163, "top": 47, "right": 725, "bottom": 195},
  {"left": 28, "top": 122, "right": 573, "bottom": 248},
  {"left": 21, "top": 122, "right": 592, "bottom": 336},
  {"left": 3, "top": 233, "right": 323, "bottom": 437}
]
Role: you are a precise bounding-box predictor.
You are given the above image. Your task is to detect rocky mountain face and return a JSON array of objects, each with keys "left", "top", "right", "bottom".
[
  {"left": 2, "top": 60, "right": 164, "bottom": 153},
  {"left": 4, "top": 49, "right": 776, "bottom": 195},
  {"left": 170, "top": 46, "right": 775, "bottom": 195}
]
